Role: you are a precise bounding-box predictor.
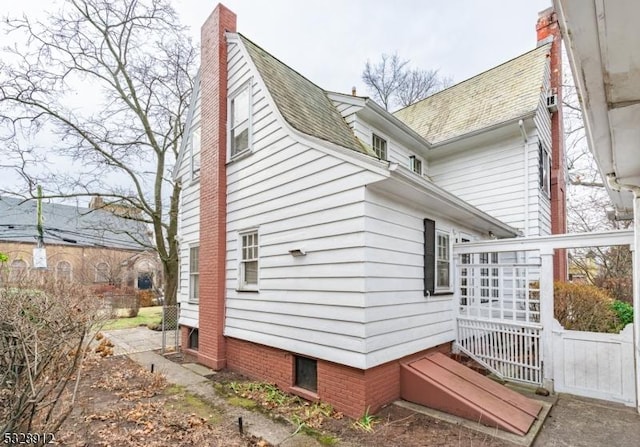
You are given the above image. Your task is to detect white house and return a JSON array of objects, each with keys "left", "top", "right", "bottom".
[{"left": 172, "top": 4, "right": 564, "bottom": 419}]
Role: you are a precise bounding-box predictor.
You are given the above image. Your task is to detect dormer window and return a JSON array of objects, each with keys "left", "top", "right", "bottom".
[
  {"left": 372, "top": 134, "right": 387, "bottom": 160},
  {"left": 410, "top": 155, "right": 423, "bottom": 175},
  {"left": 230, "top": 83, "right": 251, "bottom": 157}
]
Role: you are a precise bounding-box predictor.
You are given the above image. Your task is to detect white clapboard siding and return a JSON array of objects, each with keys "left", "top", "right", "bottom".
[
  {"left": 532, "top": 74, "right": 553, "bottom": 236},
  {"left": 175, "top": 73, "right": 202, "bottom": 329},
  {"left": 429, "top": 129, "right": 549, "bottom": 237},
  {"left": 223, "top": 37, "right": 389, "bottom": 369},
  {"left": 361, "top": 186, "right": 484, "bottom": 367}
]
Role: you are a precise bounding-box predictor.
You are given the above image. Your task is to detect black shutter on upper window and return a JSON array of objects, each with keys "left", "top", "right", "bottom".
[{"left": 424, "top": 218, "right": 435, "bottom": 296}]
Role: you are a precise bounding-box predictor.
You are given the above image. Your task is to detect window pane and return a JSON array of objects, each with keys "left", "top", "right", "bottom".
[
  {"left": 295, "top": 356, "right": 317, "bottom": 392},
  {"left": 437, "top": 261, "right": 450, "bottom": 287},
  {"left": 232, "top": 89, "right": 249, "bottom": 127},
  {"left": 244, "top": 260, "right": 258, "bottom": 284},
  {"left": 232, "top": 127, "right": 249, "bottom": 155}
]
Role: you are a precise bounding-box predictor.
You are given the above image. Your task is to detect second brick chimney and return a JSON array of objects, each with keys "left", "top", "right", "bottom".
[{"left": 537, "top": 7, "right": 567, "bottom": 281}]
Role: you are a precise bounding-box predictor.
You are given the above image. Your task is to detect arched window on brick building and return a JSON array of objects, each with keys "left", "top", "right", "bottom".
[{"left": 56, "top": 261, "right": 72, "bottom": 282}]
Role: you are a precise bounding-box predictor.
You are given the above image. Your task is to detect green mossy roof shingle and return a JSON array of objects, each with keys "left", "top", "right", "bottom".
[
  {"left": 239, "top": 34, "right": 369, "bottom": 155},
  {"left": 394, "top": 44, "right": 551, "bottom": 145}
]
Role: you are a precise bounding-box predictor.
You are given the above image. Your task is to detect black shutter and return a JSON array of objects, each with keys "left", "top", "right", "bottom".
[{"left": 424, "top": 218, "right": 435, "bottom": 296}]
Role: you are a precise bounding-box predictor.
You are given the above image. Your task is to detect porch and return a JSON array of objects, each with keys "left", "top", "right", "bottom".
[{"left": 452, "top": 229, "right": 637, "bottom": 407}]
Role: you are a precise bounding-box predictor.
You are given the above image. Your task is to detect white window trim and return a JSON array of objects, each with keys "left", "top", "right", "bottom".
[
  {"left": 435, "top": 229, "right": 452, "bottom": 292},
  {"left": 188, "top": 245, "right": 199, "bottom": 303},
  {"left": 409, "top": 154, "right": 423, "bottom": 175},
  {"left": 371, "top": 132, "right": 388, "bottom": 161},
  {"left": 190, "top": 126, "right": 201, "bottom": 180},
  {"left": 227, "top": 79, "right": 253, "bottom": 161},
  {"left": 237, "top": 228, "right": 259, "bottom": 292},
  {"left": 539, "top": 142, "right": 551, "bottom": 198}
]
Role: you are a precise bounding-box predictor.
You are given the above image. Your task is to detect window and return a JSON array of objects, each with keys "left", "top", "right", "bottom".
[
  {"left": 295, "top": 356, "right": 317, "bottom": 393},
  {"left": 239, "top": 230, "right": 259, "bottom": 289},
  {"left": 436, "top": 231, "right": 451, "bottom": 289},
  {"left": 372, "top": 134, "right": 387, "bottom": 160},
  {"left": 56, "top": 261, "right": 72, "bottom": 282},
  {"left": 9, "top": 259, "right": 28, "bottom": 282},
  {"left": 95, "top": 262, "right": 109, "bottom": 283},
  {"left": 191, "top": 127, "right": 201, "bottom": 177},
  {"left": 230, "top": 85, "right": 251, "bottom": 157},
  {"left": 189, "top": 246, "right": 199, "bottom": 303},
  {"left": 539, "top": 142, "right": 551, "bottom": 197},
  {"left": 410, "top": 155, "right": 422, "bottom": 175},
  {"left": 188, "top": 328, "right": 199, "bottom": 350}
]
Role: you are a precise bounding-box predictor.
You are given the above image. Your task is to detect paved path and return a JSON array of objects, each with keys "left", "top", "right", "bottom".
[{"left": 102, "top": 326, "right": 179, "bottom": 355}]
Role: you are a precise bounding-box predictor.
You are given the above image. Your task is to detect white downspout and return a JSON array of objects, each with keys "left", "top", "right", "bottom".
[{"left": 519, "top": 120, "right": 530, "bottom": 237}]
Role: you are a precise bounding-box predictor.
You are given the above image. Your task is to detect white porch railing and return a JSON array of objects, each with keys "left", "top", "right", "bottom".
[{"left": 453, "top": 229, "right": 635, "bottom": 397}]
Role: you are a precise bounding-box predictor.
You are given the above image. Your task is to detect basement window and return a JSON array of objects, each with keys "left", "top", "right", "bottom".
[
  {"left": 295, "top": 356, "right": 317, "bottom": 392},
  {"left": 188, "top": 328, "right": 199, "bottom": 350}
]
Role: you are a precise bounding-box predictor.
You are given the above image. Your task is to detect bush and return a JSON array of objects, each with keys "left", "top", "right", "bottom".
[
  {"left": 137, "top": 289, "right": 156, "bottom": 307},
  {"left": 554, "top": 282, "right": 619, "bottom": 332},
  {"left": 611, "top": 300, "right": 633, "bottom": 329},
  {"left": 1, "top": 275, "right": 104, "bottom": 435}
]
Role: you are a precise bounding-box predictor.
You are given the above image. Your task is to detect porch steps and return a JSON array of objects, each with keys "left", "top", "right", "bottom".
[{"left": 400, "top": 352, "right": 543, "bottom": 436}]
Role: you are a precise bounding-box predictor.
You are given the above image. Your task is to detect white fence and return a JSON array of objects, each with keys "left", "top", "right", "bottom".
[{"left": 553, "top": 320, "right": 636, "bottom": 406}]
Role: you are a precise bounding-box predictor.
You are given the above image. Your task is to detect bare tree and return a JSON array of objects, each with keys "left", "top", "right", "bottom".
[
  {"left": 362, "top": 52, "right": 450, "bottom": 111},
  {"left": 0, "top": 0, "right": 197, "bottom": 305}
]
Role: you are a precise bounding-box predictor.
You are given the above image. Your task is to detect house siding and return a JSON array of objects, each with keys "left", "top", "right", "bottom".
[
  {"left": 223, "top": 37, "right": 387, "bottom": 370},
  {"left": 362, "top": 186, "right": 485, "bottom": 368},
  {"left": 429, "top": 129, "right": 550, "bottom": 237},
  {"left": 175, "top": 77, "right": 202, "bottom": 329}
]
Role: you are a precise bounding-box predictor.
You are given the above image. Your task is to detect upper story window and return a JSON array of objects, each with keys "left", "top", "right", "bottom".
[
  {"left": 372, "top": 134, "right": 387, "bottom": 160},
  {"left": 189, "top": 246, "right": 199, "bottom": 303},
  {"left": 191, "top": 127, "right": 201, "bottom": 178},
  {"left": 230, "top": 85, "right": 251, "bottom": 157},
  {"left": 539, "top": 142, "right": 551, "bottom": 197},
  {"left": 410, "top": 155, "right": 423, "bottom": 175},
  {"left": 56, "top": 261, "right": 72, "bottom": 282},
  {"left": 239, "top": 230, "right": 259, "bottom": 290}
]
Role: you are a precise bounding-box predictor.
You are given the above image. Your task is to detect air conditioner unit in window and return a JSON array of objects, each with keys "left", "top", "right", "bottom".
[{"left": 546, "top": 94, "right": 558, "bottom": 112}]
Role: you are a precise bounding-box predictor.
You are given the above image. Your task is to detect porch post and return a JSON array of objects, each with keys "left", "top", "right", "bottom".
[
  {"left": 452, "top": 251, "right": 460, "bottom": 354},
  {"left": 540, "top": 248, "right": 555, "bottom": 392},
  {"left": 633, "top": 193, "right": 640, "bottom": 413}
]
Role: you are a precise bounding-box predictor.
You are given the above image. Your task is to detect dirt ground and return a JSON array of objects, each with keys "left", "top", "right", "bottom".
[
  {"left": 57, "top": 353, "right": 517, "bottom": 447},
  {"left": 56, "top": 355, "right": 265, "bottom": 447}
]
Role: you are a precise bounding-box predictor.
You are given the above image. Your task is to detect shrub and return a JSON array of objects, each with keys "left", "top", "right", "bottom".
[
  {"left": 1, "top": 275, "right": 104, "bottom": 435},
  {"left": 611, "top": 300, "right": 633, "bottom": 329},
  {"left": 554, "top": 282, "right": 619, "bottom": 332},
  {"left": 137, "top": 289, "right": 156, "bottom": 307}
]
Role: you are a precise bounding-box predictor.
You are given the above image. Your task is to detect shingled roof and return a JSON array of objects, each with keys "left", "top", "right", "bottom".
[
  {"left": 239, "top": 34, "right": 372, "bottom": 156},
  {"left": 0, "top": 196, "right": 149, "bottom": 250},
  {"left": 394, "top": 44, "right": 551, "bottom": 145}
]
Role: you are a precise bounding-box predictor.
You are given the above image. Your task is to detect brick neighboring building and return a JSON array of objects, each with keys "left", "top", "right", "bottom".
[{"left": 0, "top": 196, "right": 160, "bottom": 290}]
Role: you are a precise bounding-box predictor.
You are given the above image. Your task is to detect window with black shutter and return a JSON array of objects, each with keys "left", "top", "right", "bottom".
[{"left": 424, "top": 218, "right": 435, "bottom": 296}]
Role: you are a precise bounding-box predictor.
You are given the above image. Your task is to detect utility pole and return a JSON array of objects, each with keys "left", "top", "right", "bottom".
[{"left": 33, "top": 186, "right": 47, "bottom": 269}]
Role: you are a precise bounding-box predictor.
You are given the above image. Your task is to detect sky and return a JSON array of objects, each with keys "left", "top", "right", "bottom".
[
  {"left": 178, "top": 0, "right": 552, "bottom": 94},
  {"left": 5, "top": 0, "right": 552, "bottom": 96}
]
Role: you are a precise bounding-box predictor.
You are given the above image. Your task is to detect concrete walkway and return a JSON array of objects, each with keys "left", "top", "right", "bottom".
[
  {"left": 104, "top": 328, "right": 640, "bottom": 446},
  {"left": 103, "top": 328, "right": 322, "bottom": 446}
]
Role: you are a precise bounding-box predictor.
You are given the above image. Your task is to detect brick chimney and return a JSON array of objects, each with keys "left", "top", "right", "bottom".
[
  {"left": 198, "top": 3, "right": 237, "bottom": 369},
  {"left": 537, "top": 7, "right": 567, "bottom": 281}
]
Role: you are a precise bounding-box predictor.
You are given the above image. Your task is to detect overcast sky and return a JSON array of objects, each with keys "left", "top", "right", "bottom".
[
  {"left": 7, "top": 0, "right": 552, "bottom": 95},
  {"left": 178, "top": 0, "right": 553, "bottom": 94}
]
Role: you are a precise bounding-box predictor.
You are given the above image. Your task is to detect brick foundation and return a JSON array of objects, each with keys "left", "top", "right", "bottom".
[{"left": 226, "top": 337, "right": 450, "bottom": 418}]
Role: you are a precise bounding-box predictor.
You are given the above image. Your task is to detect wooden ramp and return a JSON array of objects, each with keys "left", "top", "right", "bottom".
[{"left": 400, "top": 353, "right": 543, "bottom": 436}]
